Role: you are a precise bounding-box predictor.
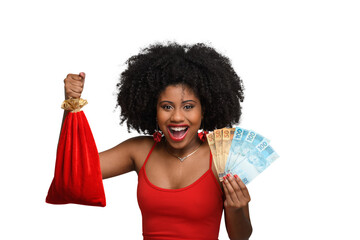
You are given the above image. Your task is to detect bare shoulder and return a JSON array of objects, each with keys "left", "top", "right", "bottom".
[
  {"left": 99, "top": 136, "right": 154, "bottom": 179},
  {"left": 127, "top": 135, "right": 154, "bottom": 153},
  {"left": 119, "top": 136, "right": 155, "bottom": 173},
  {"left": 111, "top": 135, "right": 153, "bottom": 157}
]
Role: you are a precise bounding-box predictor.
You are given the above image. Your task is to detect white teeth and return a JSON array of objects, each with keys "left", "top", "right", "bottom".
[{"left": 170, "top": 127, "right": 187, "bottom": 131}]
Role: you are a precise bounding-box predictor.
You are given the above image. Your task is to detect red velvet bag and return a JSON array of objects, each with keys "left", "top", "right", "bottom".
[{"left": 46, "top": 98, "right": 106, "bottom": 207}]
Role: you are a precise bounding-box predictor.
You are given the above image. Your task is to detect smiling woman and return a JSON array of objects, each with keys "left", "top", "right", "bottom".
[
  {"left": 61, "top": 42, "right": 251, "bottom": 240},
  {"left": 157, "top": 85, "right": 202, "bottom": 153}
]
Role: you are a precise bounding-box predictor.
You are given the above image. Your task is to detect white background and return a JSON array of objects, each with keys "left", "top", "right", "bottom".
[{"left": 1, "top": 0, "right": 359, "bottom": 239}]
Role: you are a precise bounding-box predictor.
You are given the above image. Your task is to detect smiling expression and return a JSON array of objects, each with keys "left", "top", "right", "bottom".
[{"left": 157, "top": 84, "right": 203, "bottom": 150}]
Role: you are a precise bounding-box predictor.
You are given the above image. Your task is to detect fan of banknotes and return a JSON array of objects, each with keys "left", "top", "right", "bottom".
[{"left": 206, "top": 127, "right": 279, "bottom": 184}]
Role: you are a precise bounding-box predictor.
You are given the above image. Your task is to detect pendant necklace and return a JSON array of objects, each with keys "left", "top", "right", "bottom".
[{"left": 167, "top": 142, "right": 202, "bottom": 162}]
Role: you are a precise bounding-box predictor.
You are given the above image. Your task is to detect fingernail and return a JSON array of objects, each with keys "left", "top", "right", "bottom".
[{"left": 234, "top": 174, "right": 238, "bottom": 179}]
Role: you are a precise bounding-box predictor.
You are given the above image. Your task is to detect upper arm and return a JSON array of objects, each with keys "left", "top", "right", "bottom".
[{"left": 99, "top": 136, "right": 152, "bottom": 179}]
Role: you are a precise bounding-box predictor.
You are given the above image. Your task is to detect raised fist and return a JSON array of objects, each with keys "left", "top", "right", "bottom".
[{"left": 64, "top": 72, "right": 85, "bottom": 99}]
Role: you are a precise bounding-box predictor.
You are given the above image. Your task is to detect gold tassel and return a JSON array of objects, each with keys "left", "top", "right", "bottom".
[{"left": 61, "top": 98, "right": 88, "bottom": 112}]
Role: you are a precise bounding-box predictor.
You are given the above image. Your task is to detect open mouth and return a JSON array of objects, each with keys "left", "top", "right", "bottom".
[{"left": 167, "top": 125, "right": 189, "bottom": 141}]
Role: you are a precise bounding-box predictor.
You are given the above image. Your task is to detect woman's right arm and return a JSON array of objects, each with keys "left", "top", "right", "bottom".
[
  {"left": 99, "top": 138, "right": 141, "bottom": 179},
  {"left": 62, "top": 72, "right": 147, "bottom": 180}
]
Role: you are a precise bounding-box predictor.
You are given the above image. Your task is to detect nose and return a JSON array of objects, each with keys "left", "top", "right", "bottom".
[{"left": 170, "top": 108, "right": 185, "bottom": 122}]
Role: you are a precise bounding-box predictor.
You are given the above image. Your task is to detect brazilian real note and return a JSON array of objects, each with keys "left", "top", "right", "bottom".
[
  {"left": 230, "top": 138, "right": 279, "bottom": 184},
  {"left": 225, "top": 127, "right": 248, "bottom": 174},
  {"left": 214, "top": 129, "right": 224, "bottom": 177},
  {"left": 225, "top": 127, "right": 270, "bottom": 174},
  {"left": 206, "top": 132, "right": 220, "bottom": 175},
  {"left": 222, "top": 128, "right": 235, "bottom": 178}
]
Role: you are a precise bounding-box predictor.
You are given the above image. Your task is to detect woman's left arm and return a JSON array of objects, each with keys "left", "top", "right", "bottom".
[{"left": 223, "top": 173, "right": 253, "bottom": 240}]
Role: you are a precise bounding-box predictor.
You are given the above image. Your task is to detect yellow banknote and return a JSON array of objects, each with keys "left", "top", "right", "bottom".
[
  {"left": 206, "top": 132, "right": 219, "bottom": 175},
  {"left": 214, "top": 129, "right": 224, "bottom": 175},
  {"left": 222, "top": 128, "right": 235, "bottom": 166}
]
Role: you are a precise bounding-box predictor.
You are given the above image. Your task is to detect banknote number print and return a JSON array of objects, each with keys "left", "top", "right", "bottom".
[
  {"left": 208, "top": 134, "right": 214, "bottom": 142},
  {"left": 246, "top": 132, "right": 255, "bottom": 142},
  {"left": 257, "top": 141, "right": 268, "bottom": 151},
  {"left": 235, "top": 129, "right": 242, "bottom": 138},
  {"left": 243, "top": 178, "right": 249, "bottom": 184}
]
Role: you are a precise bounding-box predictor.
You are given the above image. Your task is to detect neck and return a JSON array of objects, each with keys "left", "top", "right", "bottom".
[{"left": 164, "top": 135, "right": 202, "bottom": 158}]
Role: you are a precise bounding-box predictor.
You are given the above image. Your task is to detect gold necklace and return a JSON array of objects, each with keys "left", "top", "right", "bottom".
[{"left": 166, "top": 142, "right": 202, "bottom": 162}]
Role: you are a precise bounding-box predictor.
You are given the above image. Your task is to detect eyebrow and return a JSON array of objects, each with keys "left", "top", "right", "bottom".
[{"left": 159, "top": 100, "right": 198, "bottom": 104}]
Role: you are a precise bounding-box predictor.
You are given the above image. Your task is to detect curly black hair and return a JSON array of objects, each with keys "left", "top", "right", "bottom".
[{"left": 116, "top": 42, "right": 245, "bottom": 134}]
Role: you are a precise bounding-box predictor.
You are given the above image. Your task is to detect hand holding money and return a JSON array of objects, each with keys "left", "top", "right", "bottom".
[
  {"left": 207, "top": 127, "right": 279, "bottom": 184},
  {"left": 222, "top": 173, "right": 251, "bottom": 211}
]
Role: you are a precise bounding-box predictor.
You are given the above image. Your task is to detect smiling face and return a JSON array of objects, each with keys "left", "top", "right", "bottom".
[{"left": 157, "top": 84, "right": 203, "bottom": 151}]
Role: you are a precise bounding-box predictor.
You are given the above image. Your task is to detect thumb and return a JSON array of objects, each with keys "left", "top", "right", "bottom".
[{"left": 79, "top": 72, "right": 86, "bottom": 79}]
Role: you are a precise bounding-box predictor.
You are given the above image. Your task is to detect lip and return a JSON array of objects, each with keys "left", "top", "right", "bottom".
[{"left": 167, "top": 124, "right": 189, "bottom": 142}]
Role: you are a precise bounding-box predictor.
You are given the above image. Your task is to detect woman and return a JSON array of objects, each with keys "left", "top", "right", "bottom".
[{"left": 63, "top": 42, "right": 252, "bottom": 240}]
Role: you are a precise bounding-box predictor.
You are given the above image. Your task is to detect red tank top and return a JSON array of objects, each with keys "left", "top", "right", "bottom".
[{"left": 137, "top": 143, "right": 224, "bottom": 240}]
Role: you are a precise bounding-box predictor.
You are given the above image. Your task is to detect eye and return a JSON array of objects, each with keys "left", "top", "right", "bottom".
[
  {"left": 184, "top": 105, "right": 194, "bottom": 110},
  {"left": 161, "top": 105, "right": 173, "bottom": 110}
]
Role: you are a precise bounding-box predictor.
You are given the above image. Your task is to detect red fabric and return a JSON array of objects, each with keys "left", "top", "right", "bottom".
[
  {"left": 152, "top": 131, "right": 162, "bottom": 143},
  {"left": 198, "top": 131, "right": 208, "bottom": 142},
  {"left": 46, "top": 111, "right": 106, "bottom": 207},
  {"left": 137, "top": 143, "right": 224, "bottom": 240}
]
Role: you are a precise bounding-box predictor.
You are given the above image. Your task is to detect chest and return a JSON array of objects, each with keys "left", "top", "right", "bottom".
[
  {"left": 148, "top": 153, "right": 218, "bottom": 189},
  {"left": 134, "top": 144, "right": 222, "bottom": 191},
  {"left": 137, "top": 168, "right": 224, "bottom": 221}
]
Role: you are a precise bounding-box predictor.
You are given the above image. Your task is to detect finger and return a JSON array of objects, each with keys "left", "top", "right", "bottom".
[
  {"left": 222, "top": 180, "right": 235, "bottom": 206},
  {"left": 79, "top": 72, "right": 86, "bottom": 79},
  {"left": 68, "top": 79, "right": 84, "bottom": 87},
  {"left": 65, "top": 80, "right": 83, "bottom": 91},
  {"left": 70, "top": 85, "right": 83, "bottom": 94},
  {"left": 225, "top": 174, "right": 245, "bottom": 202},
  {"left": 64, "top": 75, "right": 84, "bottom": 88},
  {"left": 234, "top": 174, "right": 251, "bottom": 201},
  {"left": 65, "top": 88, "right": 81, "bottom": 99},
  {"left": 223, "top": 175, "right": 241, "bottom": 204},
  {"left": 66, "top": 73, "right": 83, "bottom": 81}
]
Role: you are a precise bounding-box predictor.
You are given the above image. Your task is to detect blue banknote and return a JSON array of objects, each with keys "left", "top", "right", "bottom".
[
  {"left": 225, "top": 127, "right": 278, "bottom": 184},
  {"left": 225, "top": 127, "right": 269, "bottom": 174},
  {"left": 224, "top": 127, "right": 248, "bottom": 176},
  {"left": 230, "top": 139, "right": 279, "bottom": 184}
]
